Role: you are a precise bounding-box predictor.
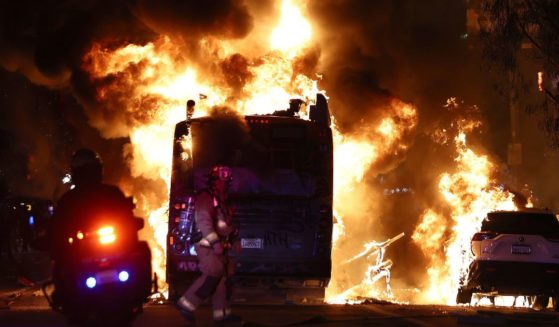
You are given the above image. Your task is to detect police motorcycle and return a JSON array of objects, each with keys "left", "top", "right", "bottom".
[{"left": 43, "top": 196, "right": 152, "bottom": 326}]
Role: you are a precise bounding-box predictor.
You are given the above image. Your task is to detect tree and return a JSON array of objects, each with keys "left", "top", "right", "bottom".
[{"left": 479, "top": 0, "right": 559, "bottom": 147}]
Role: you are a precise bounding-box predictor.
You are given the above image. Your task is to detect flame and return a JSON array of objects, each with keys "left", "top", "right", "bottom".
[
  {"left": 326, "top": 99, "right": 417, "bottom": 302},
  {"left": 270, "top": 0, "right": 312, "bottom": 57},
  {"left": 332, "top": 99, "right": 417, "bottom": 197},
  {"left": 412, "top": 129, "right": 516, "bottom": 305},
  {"left": 242, "top": 53, "right": 319, "bottom": 115}
]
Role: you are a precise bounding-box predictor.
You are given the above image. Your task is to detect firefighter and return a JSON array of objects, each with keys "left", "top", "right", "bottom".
[{"left": 176, "top": 165, "right": 241, "bottom": 324}]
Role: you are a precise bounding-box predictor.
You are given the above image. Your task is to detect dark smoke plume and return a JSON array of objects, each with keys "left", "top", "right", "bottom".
[
  {"left": 0, "top": 0, "right": 254, "bottom": 137},
  {"left": 0, "top": 0, "right": 253, "bottom": 87},
  {"left": 0, "top": 0, "right": 255, "bottom": 197},
  {"left": 193, "top": 105, "right": 250, "bottom": 168},
  {"left": 308, "top": 0, "right": 471, "bottom": 133},
  {"left": 134, "top": 0, "right": 253, "bottom": 40}
]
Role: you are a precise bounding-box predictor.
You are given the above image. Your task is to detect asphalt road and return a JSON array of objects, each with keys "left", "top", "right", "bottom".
[
  {"left": 3, "top": 252, "right": 559, "bottom": 326},
  {"left": 3, "top": 291, "right": 559, "bottom": 327}
]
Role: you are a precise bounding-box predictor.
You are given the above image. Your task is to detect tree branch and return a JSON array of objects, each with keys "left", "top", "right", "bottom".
[
  {"left": 523, "top": 0, "right": 559, "bottom": 35},
  {"left": 512, "top": 14, "right": 559, "bottom": 69},
  {"left": 544, "top": 87, "right": 559, "bottom": 106}
]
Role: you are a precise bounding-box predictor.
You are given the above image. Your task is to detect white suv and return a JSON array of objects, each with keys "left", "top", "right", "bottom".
[{"left": 456, "top": 209, "right": 559, "bottom": 309}]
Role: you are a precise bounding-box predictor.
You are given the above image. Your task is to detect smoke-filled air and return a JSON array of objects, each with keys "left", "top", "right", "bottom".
[{"left": 0, "top": 0, "right": 532, "bottom": 304}]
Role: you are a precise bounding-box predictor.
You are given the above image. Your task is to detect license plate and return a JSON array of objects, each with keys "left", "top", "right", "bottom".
[
  {"left": 511, "top": 244, "right": 531, "bottom": 255},
  {"left": 241, "top": 238, "right": 264, "bottom": 249},
  {"left": 96, "top": 269, "right": 117, "bottom": 284}
]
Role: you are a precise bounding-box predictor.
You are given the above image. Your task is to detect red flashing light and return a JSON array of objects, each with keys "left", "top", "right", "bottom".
[{"left": 97, "top": 226, "right": 116, "bottom": 244}]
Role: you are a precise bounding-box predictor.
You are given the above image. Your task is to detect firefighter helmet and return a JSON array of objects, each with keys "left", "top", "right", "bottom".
[{"left": 209, "top": 166, "right": 232, "bottom": 183}]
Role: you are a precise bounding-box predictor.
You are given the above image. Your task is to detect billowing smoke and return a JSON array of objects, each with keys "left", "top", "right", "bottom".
[
  {"left": 192, "top": 105, "right": 250, "bottom": 168},
  {"left": 0, "top": 0, "right": 255, "bottom": 195},
  {"left": 0, "top": 0, "right": 254, "bottom": 86},
  {"left": 134, "top": 0, "right": 253, "bottom": 40},
  {"left": 0, "top": 0, "right": 539, "bottom": 303}
]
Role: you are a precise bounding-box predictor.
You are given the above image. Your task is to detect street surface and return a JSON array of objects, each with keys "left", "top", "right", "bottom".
[
  {"left": 3, "top": 289, "right": 559, "bottom": 327},
  {"left": 3, "top": 252, "right": 559, "bottom": 326}
]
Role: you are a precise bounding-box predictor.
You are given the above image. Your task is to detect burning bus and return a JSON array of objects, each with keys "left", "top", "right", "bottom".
[{"left": 167, "top": 93, "right": 333, "bottom": 303}]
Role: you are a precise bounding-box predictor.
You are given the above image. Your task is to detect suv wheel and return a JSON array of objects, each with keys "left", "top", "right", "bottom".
[
  {"left": 456, "top": 288, "right": 472, "bottom": 305},
  {"left": 553, "top": 296, "right": 559, "bottom": 312}
]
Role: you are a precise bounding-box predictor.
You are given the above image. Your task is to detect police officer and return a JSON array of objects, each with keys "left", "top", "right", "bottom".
[
  {"left": 51, "top": 149, "right": 136, "bottom": 253},
  {"left": 176, "top": 165, "right": 241, "bottom": 324},
  {"left": 49, "top": 149, "right": 137, "bottom": 310}
]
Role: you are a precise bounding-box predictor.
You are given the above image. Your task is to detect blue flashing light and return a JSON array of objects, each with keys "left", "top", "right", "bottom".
[
  {"left": 86, "top": 277, "right": 97, "bottom": 288},
  {"left": 28, "top": 215, "right": 35, "bottom": 226},
  {"left": 118, "top": 271, "right": 129, "bottom": 282}
]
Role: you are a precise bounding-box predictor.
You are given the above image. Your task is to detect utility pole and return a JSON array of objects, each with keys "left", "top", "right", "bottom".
[{"left": 506, "top": 0, "right": 524, "bottom": 190}]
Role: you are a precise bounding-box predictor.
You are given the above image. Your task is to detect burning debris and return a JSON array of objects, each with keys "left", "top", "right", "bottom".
[{"left": 328, "top": 232, "right": 405, "bottom": 303}]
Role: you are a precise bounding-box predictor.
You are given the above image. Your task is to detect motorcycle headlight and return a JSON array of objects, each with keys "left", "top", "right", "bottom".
[{"left": 97, "top": 226, "right": 116, "bottom": 244}]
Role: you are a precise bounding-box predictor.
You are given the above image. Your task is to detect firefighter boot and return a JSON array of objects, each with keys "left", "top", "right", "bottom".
[{"left": 176, "top": 297, "right": 196, "bottom": 324}]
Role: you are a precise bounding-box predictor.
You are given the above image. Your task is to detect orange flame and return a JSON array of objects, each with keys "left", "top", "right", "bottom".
[
  {"left": 327, "top": 99, "right": 417, "bottom": 302},
  {"left": 270, "top": 0, "right": 312, "bottom": 58},
  {"left": 412, "top": 128, "right": 516, "bottom": 304}
]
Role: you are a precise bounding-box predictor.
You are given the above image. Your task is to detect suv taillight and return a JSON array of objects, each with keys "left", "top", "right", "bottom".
[{"left": 472, "top": 232, "right": 497, "bottom": 241}]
